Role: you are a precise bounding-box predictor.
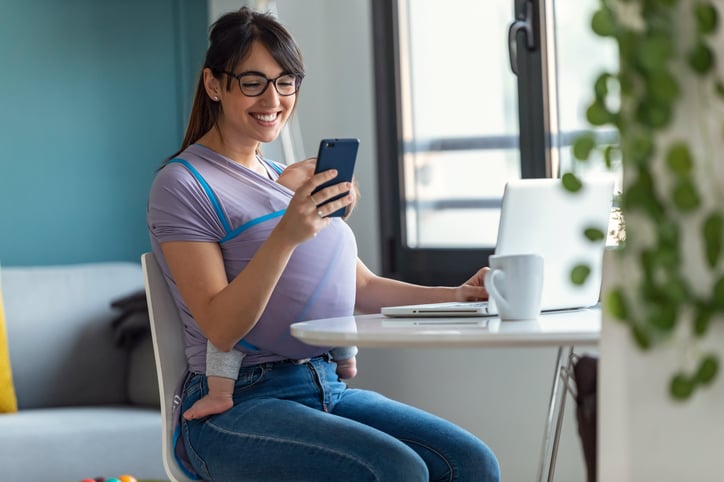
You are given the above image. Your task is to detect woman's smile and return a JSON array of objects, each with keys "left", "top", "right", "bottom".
[{"left": 251, "top": 111, "right": 280, "bottom": 124}]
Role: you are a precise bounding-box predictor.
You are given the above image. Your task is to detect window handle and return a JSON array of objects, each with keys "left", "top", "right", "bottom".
[{"left": 508, "top": 0, "right": 536, "bottom": 76}]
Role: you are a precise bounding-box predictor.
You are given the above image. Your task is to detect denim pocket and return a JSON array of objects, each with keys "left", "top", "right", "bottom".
[
  {"left": 182, "top": 372, "right": 207, "bottom": 404},
  {"left": 234, "top": 364, "right": 266, "bottom": 393}
]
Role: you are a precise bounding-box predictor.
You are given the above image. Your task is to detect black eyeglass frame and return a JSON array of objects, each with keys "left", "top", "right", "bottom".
[{"left": 221, "top": 70, "right": 303, "bottom": 97}]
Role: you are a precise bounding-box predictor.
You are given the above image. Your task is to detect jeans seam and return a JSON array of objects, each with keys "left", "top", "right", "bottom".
[
  {"left": 205, "top": 421, "right": 382, "bottom": 481},
  {"left": 183, "top": 418, "right": 212, "bottom": 480},
  {"left": 400, "top": 437, "right": 454, "bottom": 482}
]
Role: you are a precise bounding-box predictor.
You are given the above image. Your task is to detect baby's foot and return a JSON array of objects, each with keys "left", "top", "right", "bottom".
[
  {"left": 335, "top": 358, "right": 358, "bottom": 380},
  {"left": 183, "top": 394, "right": 233, "bottom": 420}
]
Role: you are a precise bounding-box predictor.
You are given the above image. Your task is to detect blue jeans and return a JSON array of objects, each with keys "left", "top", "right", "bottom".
[{"left": 181, "top": 355, "right": 500, "bottom": 482}]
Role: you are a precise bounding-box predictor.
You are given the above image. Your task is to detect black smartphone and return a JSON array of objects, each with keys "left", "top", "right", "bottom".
[{"left": 311, "top": 138, "right": 360, "bottom": 217}]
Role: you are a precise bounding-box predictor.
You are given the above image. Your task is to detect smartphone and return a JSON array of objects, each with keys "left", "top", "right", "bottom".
[{"left": 311, "top": 138, "right": 360, "bottom": 217}]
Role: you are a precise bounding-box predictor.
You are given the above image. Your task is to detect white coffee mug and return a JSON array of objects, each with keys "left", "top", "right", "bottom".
[{"left": 484, "top": 253, "right": 544, "bottom": 321}]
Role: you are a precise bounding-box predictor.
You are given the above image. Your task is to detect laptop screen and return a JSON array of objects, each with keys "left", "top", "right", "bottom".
[{"left": 493, "top": 177, "right": 614, "bottom": 311}]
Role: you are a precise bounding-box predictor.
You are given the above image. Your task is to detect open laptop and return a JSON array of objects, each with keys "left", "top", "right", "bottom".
[{"left": 381, "top": 177, "right": 615, "bottom": 319}]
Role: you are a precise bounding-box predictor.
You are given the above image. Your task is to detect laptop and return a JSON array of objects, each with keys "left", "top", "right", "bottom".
[{"left": 381, "top": 177, "right": 615, "bottom": 319}]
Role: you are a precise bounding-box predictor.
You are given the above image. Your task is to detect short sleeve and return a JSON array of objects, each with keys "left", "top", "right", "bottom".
[{"left": 147, "top": 163, "right": 227, "bottom": 243}]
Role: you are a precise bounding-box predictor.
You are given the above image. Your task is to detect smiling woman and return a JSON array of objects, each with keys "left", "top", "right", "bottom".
[{"left": 146, "top": 6, "right": 500, "bottom": 482}]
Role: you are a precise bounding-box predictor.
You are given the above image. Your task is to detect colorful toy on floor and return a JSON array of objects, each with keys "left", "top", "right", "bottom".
[{"left": 79, "top": 475, "right": 137, "bottom": 482}]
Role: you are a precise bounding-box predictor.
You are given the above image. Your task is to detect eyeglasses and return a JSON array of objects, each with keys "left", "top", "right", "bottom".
[{"left": 222, "top": 71, "right": 302, "bottom": 97}]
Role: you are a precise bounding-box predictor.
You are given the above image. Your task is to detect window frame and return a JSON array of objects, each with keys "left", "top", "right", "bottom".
[{"left": 372, "top": 0, "right": 555, "bottom": 285}]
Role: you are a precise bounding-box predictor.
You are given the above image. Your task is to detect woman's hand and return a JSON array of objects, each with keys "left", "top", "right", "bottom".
[
  {"left": 454, "top": 267, "right": 490, "bottom": 302},
  {"left": 278, "top": 158, "right": 359, "bottom": 221},
  {"left": 274, "top": 169, "right": 353, "bottom": 244},
  {"left": 341, "top": 179, "right": 360, "bottom": 220}
]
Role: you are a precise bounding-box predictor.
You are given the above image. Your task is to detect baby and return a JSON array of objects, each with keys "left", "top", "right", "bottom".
[{"left": 183, "top": 158, "right": 359, "bottom": 420}]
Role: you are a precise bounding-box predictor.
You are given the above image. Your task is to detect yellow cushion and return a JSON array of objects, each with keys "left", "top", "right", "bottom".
[{"left": 0, "top": 271, "right": 18, "bottom": 413}]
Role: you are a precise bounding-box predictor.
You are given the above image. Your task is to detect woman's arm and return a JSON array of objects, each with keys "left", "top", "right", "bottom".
[
  {"left": 162, "top": 169, "right": 352, "bottom": 351},
  {"left": 354, "top": 259, "right": 490, "bottom": 314},
  {"left": 161, "top": 235, "right": 296, "bottom": 351}
]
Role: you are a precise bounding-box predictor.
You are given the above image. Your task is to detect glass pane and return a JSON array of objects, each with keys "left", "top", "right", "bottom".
[
  {"left": 398, "top": 0, "right": 519, "bottom": 249},
  {"left": 552, "top": 0, "right": 622, "bottom": 243}
]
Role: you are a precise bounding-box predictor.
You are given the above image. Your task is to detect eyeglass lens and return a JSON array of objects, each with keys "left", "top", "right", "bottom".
[{"left": 238, "top": 74, "right": 299, "bottom": 96}]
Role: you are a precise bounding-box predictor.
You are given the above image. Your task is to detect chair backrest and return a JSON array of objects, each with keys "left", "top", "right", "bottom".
[{"left": 141, "top": 252, "right": 196, "bottom": 482}]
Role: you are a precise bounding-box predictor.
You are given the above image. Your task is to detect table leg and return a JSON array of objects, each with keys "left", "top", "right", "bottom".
[{"left": 536, "top": 346, "right": 574, "bottom": 482}]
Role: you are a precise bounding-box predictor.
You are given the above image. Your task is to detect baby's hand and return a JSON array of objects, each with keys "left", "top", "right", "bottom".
[{"left": 277, "top": 158, "right": 316, "bottom": 191}]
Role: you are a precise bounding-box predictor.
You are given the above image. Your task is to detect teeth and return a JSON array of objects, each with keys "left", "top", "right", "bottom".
[{"left": 254, "top": 113, "right": 277, "bottom": 122}]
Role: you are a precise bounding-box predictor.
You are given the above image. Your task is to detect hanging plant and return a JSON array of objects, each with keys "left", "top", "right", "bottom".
[{"left": 565, "top": 0, "right": 724, "bottom": 401}]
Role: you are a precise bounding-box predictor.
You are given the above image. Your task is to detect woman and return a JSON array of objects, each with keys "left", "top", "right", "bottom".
[{"left": 147, "top": 6, "right": 500, "bottom": 481}]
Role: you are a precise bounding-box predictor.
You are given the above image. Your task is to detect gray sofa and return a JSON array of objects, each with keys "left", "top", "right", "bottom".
[{"left": 0, "top": 262, "right": 166, "bottom": 482}]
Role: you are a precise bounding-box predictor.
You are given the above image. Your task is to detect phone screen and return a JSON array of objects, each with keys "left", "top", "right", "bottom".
[{"left": 311, "top": 138, "right": 359, "bottom": 217}]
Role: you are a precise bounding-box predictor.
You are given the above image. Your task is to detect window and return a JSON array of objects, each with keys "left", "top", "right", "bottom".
[{"left": 373, "top": 0, "right": 618, "bottom": 284}]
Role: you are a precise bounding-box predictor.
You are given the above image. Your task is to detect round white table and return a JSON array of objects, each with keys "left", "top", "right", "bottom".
[{"left": 291, "top": 307, "right": 601, "bottom": 482}]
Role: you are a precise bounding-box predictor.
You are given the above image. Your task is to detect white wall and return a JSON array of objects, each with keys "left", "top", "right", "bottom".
[
  {"left": 210, "top": 1, "right": 588, "bottom": 480},
  {"left": 275, "top": 0, "right": 380, "bottom": 271}
]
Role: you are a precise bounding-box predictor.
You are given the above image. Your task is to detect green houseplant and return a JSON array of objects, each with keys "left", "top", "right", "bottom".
[{"left": 567, "top": 0, "right": 724, "bottom": 401}]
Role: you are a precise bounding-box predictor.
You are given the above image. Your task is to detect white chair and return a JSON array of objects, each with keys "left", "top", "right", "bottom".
[{"left": 141, "top": 252, "right": 197, "bottom": 482}]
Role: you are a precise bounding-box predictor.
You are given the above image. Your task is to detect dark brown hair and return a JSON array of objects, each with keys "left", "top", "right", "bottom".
[{"left": 167, "top": 7, "right": 305, "bottom": 160}]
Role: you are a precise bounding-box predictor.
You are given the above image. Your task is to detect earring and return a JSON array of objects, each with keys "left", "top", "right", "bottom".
[{"left": 213, "top": 96, "right": 219, "bottom": 101}]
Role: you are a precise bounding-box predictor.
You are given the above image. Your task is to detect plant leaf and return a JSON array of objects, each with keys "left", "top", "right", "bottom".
[
  {"left": 715, "top": 80, "right": 724, "bottom": 99},
  {"left": 670, "top": 372, "right": 694, "bottom": 400},
  {"left": 626, "top": 133, "right": 655, "bottom": 167},
  {"left": 712, "top": 276, "right": 724, "bottom": 310},
  {"left": 635, "top": 98, "right": 672, "bottom": 128},
  {"left": 572, "top": 133, "right": 597, "bottom": 161},
  {"left": 587, "top": 99, "right": 612, "bottom": 126},
  {"left": 647, "top": 303, "right": 678, "bottom": 332},
  {"left": 605, "top": 287, "right": 629, "bottom": 320},
  {"left": 666, "top": 142, "right": 693, "bottom": 175},
  {"left": 695, "top": 354, "right": 719, "bottom": 385},
  {"left": 594, "top": 72, "right": 611, "bottom": 99},
  {"left": 688, "top": 41, "right": 714, "bottom": 74},
  {"left": 591, "top": 7, "right": 616, "bottom": 37},
  {"left": 671, "top": 178, "right": 700, "bottom": 211},
  {"left": 570, "top": 264, "right": 591, "bottom": 285},
  {"left": 693, "top": 306, "right": 712, "bottom": 337},
  {"left": 703, "top": 212, "right": 723, "bottom": 268},
  {"left": 637, "top": 34, "right": 674, "bottom": 72},
  {"left": 603, "top": 144, "right": 619, "bottom": 169},
  {"left": 648, "top": 69, "right": 680, "bottom": 102},
  {"left": 631, "top": 324, "right": 652, "bottom": 350},
  {"left": 694, "top": 2, "right": 718, "bottom": 35},
  {"left": 561, "top": 172, "right": 583, "bottom": 192},
  {"left": 584, "top": 227, "right": 606, "bottom": 242}
]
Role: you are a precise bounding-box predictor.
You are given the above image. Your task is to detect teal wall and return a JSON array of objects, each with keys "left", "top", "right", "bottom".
[{"left": 0, "top": 0, "right": 208, "bottom": 266}]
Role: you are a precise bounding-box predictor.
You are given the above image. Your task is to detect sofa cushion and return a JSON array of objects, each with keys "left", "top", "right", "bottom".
[
  {"left": 1, "top": 262, "right": 144, "bottom": 408},
  {"left": 0, "top": 270, "right": 18, "bottom": 413},
  {"left": 0, "top": 406, "right": 165, "bottom": 482}
]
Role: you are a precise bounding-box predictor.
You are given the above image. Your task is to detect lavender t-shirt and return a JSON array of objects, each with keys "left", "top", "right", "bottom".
[{"left": 147, "top": 144, "right": 357, "bottom": 373}]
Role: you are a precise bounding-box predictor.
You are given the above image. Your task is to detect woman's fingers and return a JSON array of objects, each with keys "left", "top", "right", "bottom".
[
  {"left": 307, "top": 175, "right": 353, "bottom": 209},
  {"left": 276, "top": 169, "right": 354, "bottom": 245},
  {"left": 300, "top": 169, "right": 338, "bottom": 197},
  {"left": 314, "top": 192, "right": 353, "bottom": 218}
]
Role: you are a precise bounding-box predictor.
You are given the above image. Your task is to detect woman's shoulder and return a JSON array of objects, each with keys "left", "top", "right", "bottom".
[{"left": 151, "top": 159, "right": 201, "bottom": 193}]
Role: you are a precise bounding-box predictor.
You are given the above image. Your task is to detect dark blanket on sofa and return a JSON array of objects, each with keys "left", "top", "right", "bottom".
[{"left": 110, "top": 289, "right": 151, "bottom": 348}]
